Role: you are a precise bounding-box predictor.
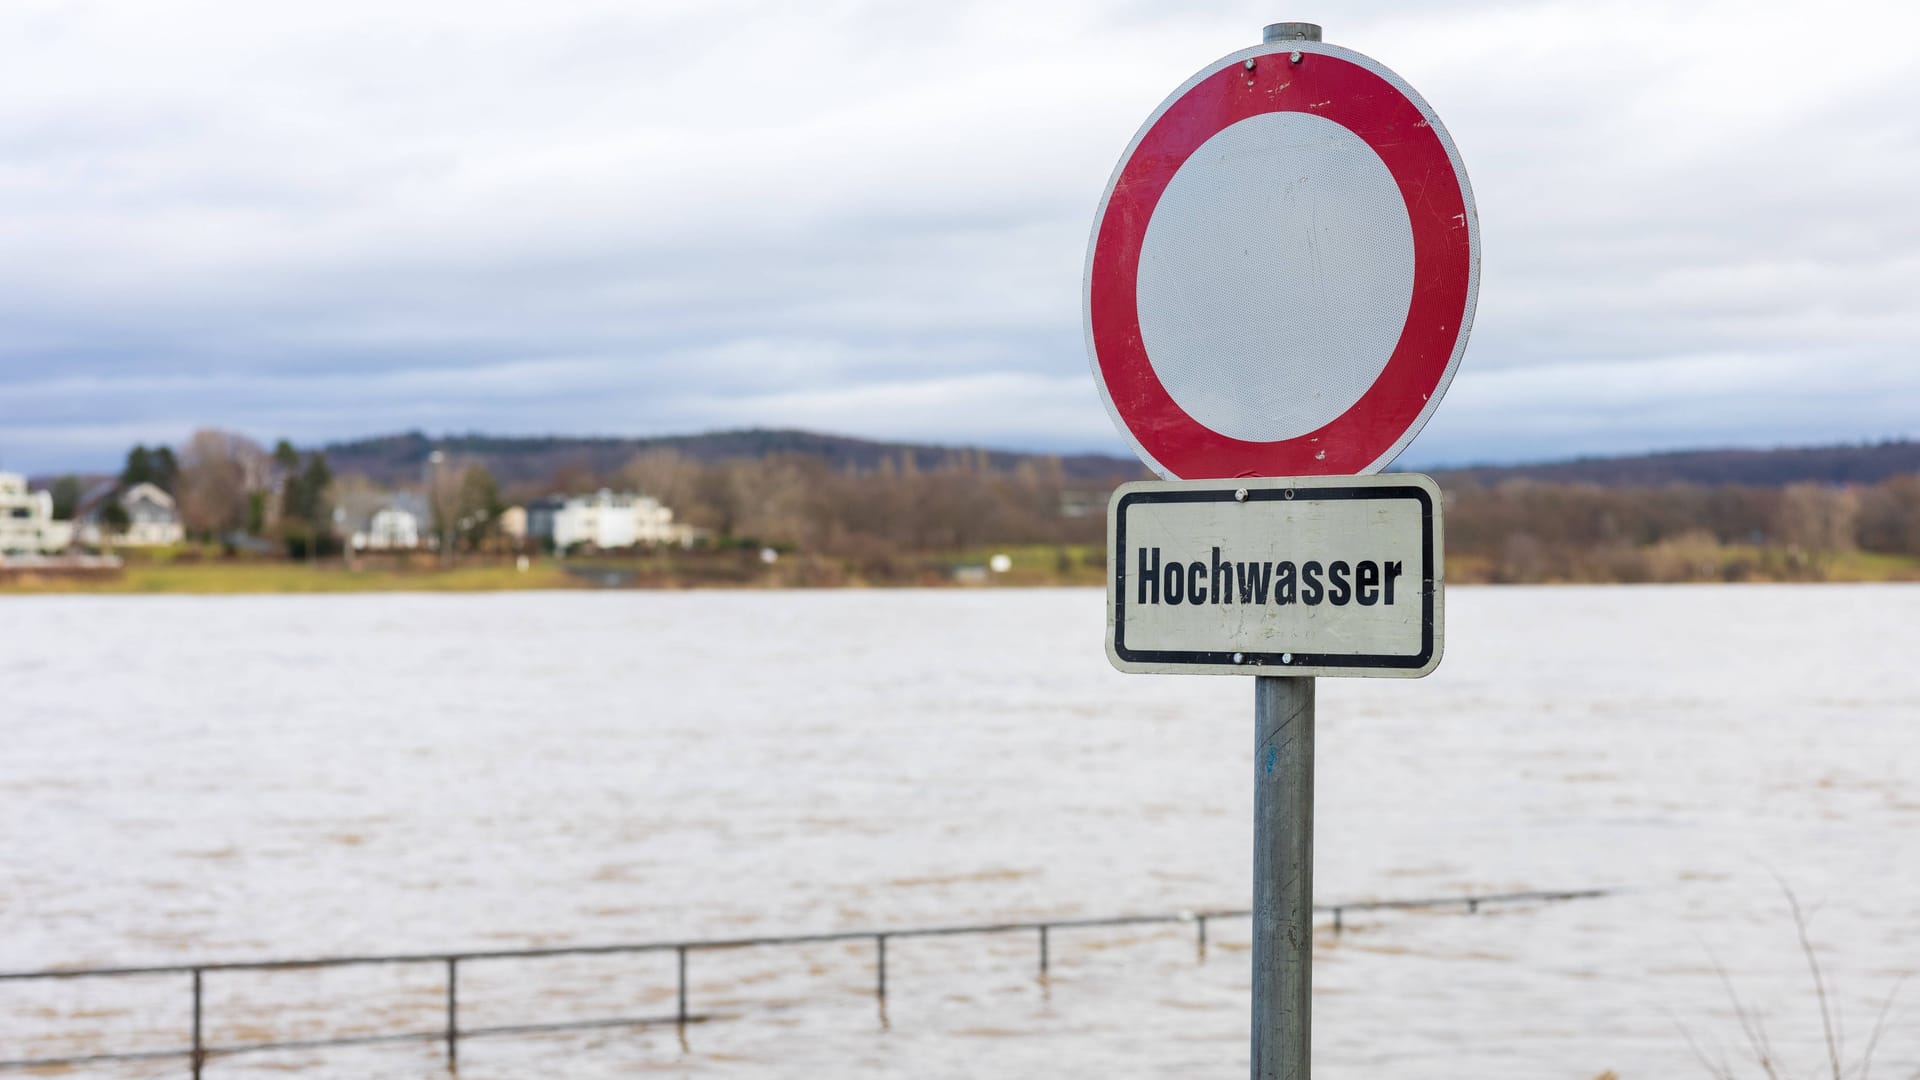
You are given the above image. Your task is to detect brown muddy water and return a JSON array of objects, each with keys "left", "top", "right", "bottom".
[{"left": 2, "top": 585, "right": 1917, "bottom": 1077}]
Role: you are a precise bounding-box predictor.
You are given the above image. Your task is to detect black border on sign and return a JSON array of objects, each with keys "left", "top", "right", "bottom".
[{"left": 1111, "top": 485, "right": 1436, "bottom": 670}]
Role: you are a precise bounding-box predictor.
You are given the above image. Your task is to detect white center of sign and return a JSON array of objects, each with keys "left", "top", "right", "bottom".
[{"left": 1136, "top": 111, "right": 1416, "bottom": 444}]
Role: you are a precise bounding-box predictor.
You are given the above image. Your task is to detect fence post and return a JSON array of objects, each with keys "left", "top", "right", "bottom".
[
  {"left": 676, "top": 947, "right": 689, "bottom": 1026},
  {"left": 445, "top": 957, "right": 458, "bottom": 1070},
  {"left": 875, "top": 935, "right": 887, "bottom": 1003},
  {"left": 190, "top": 968, "right": 204, "bottom": 1080},
  {"left": 1038, "top": 925, "right": 1049, "bottom": 978},
  {"left": 1197, "top": 915, "right": 1208, "bottom": 960}
]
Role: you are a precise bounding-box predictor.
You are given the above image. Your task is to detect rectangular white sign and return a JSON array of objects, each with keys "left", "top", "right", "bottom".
[{"left": 1106, "top": 475, "right": 1444, "bottom": 678}]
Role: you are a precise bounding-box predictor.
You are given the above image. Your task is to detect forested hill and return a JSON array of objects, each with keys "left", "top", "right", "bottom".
[
  {"left": 320, "top": 429, "right": 1151, "bottom": 489},
  {"left": 320, "top": 429, "right": 1920, "bottom": 492},
  {"left": 1431, "top": 440, "right": 1920, "bottom": 488}
]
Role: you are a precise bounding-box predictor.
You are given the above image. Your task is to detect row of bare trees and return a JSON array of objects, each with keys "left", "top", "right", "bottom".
[
  {"left": 526, "top": 449, "right": 1104, "bottom": 557},
  {"left": 1443, "top": 477, "right": 1920, "bottom": 582},
  {"left": 63, "top": 427, "right": 1920, "bottom": 581},
  {"left": 513, "top": 452, "right": 1920, "bottom": 580}
]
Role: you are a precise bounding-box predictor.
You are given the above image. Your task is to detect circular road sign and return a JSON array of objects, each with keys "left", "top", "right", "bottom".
[{"left": 1085, "top": 39, "right": 1479, "bottom": 479}]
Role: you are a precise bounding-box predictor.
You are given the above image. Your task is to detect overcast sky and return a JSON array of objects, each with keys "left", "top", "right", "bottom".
[{"left": 2, "top": 0, "right": 1916, "bottom": 474}]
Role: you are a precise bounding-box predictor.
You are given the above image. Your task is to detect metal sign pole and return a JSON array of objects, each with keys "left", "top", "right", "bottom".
[
  {"left": 1089, "top": 10, "right": 1468, "bottom": 1075},
  {"left": 1253, "top": 673, "right": 1314, "bottom": 1078},
  {"left": 1251, "top": 20, "right": 1323, "bottom": 1080}
]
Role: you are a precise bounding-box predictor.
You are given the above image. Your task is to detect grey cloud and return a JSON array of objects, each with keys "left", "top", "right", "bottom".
[{"left": 2, "top": 0, "right": 1917, "bottom": 474}]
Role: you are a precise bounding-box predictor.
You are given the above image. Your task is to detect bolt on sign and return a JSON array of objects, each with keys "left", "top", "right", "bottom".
[
  {"left": 1084, "top": 32, "right": 1478, "bottom": 676},
  {"left": 1107, "top": 475, "right": 1442, "bottom": 677}
]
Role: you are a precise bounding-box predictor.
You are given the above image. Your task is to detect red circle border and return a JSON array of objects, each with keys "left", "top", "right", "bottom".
[{"left": 1088, "top": 48, "right": 1473, "bottom": 478}]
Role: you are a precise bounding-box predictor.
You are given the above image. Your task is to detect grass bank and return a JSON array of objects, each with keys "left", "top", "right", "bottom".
[
  {"left": 6, "top": 542, "right": 1917, "bottom": 595},
  {"left": 0, "top": 544, "right": 1111, "bottom": 595}
]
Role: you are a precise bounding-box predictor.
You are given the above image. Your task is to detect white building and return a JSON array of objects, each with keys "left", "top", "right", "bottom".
[
  {"left": 527, "top": 489, "right": 696, "bottom": 551},
  {"left": 0, "top": 472, "right": 73, "bottom": 554},
  {"left": 335, "top": 491, "right": 430, "bottom": 551},
  {"left": 359, "top": 507, "right": 422, "bottom": 550},
  {"left": 78, "top": 483, "right": 184, "bottom": 547},
  {"left": 498, "top": 505, "right": 527, "bottom": 543}
]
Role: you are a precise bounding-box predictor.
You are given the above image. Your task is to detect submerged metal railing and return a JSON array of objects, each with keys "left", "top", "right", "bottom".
[{"left": 0, "top": 887, "right": 1610, "bottom": 1076}]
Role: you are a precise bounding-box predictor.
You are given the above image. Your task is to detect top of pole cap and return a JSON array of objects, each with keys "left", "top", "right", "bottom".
[{"left": 1262, "top": 22, "right": 1322, "bottom": 42}]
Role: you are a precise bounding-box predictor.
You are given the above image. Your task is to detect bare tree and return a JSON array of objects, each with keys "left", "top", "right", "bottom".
[
  {"left": 1855, "top": 474, "right": 1920, "bottom": 555},
  {"left": 175, "top": 428, "right": 267, "bottom": 539},
  {"left": 456, "top": 465, "right": 504, "bottom": 551},
  {"left": 426, "top": 452, "right": 504, "bottom": 560},
  {"left": 618, "top": 450, "right": 700, "bottom": 510},
  {"left": 425, "top": 451, "right": 462, "bottom": 562},
  {"left": 1773, "top": 483, "right": 1857, "bottom": 559}
]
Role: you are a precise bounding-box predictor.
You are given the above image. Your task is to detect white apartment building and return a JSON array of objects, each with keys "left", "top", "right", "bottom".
[
  {"left": 527, "top": 489, "right": 696, "bottom": 550},
  {"left": 0, "top": 472, "right": 73, "bottom": 554}
]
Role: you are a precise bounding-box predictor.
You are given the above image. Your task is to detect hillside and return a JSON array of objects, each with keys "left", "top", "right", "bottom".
[
  {"left": 1430, "top": 440, "right": 1920, "bottom": 488},
  {"left": 319, "top": 429, "right": 1151, "bottom": 490},
  {"left": 317, "top": 429, "right": 1920, "bottom": 493}
]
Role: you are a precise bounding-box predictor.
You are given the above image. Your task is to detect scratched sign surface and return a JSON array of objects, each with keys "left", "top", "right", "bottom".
[{"left": 1106, "top": 474, "right": 1443, "bottom": 677}]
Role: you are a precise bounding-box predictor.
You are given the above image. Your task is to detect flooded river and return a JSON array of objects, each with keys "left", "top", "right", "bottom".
[{"left": 3, "top": 585, "right": 1917, "bottom": 1077}]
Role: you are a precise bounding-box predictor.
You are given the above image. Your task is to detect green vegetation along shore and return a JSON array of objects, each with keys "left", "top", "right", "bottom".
[
  {"left": 6, "top": 543, "right": 1918, "bottom": 595},
  {"left": 18, "top": 428, "right": 1920, "bottom": 594},
  {"left": 0, "top": 544, "right": 1113, "bottom": 595}
]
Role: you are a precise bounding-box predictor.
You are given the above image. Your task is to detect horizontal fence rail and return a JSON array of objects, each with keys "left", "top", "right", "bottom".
[{"left": 0, "top": 887, "right": 1611, "bottom": 1076}]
